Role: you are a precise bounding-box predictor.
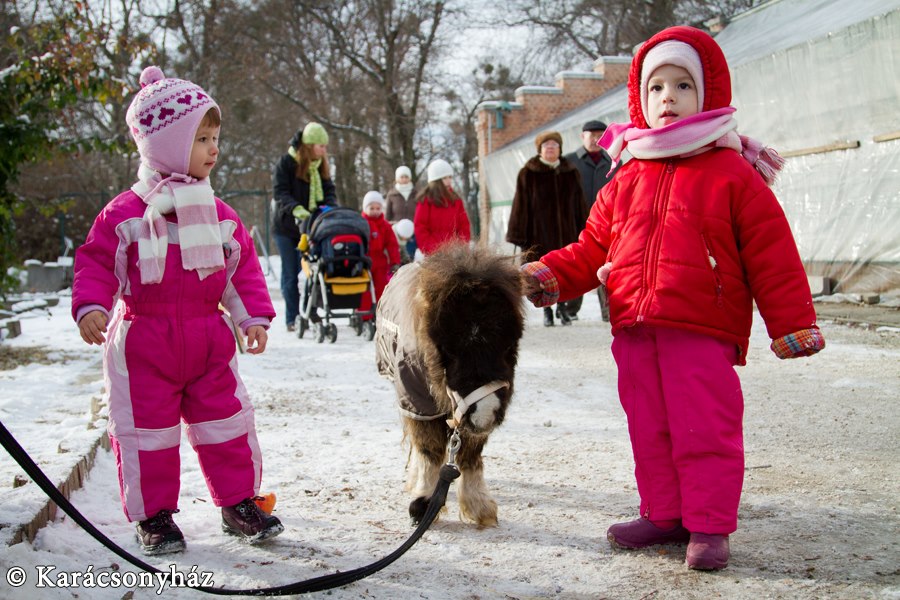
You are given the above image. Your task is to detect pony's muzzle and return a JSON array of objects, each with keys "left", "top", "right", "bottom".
[
  {"left": 447, "top": 381, "right": 509, "bottom": 432},
  {"left": 468, "top": 393, "right": 502, "bottom": 431}
]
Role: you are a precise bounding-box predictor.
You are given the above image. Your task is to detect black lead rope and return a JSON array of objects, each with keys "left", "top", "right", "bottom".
[{"left": 0, "top": 420, "right": 460, "bottom": 596}]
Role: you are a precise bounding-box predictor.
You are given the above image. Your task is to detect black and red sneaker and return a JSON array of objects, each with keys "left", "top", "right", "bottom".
[
  {"left": 222, "top": 498, "right": 284, "bottom": 544},
  {"left": 135, "top": 509, "right": 185, "bottom": 556}
]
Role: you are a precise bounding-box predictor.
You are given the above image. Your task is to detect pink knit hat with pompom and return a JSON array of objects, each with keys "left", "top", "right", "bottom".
[{"left": 125, "top": 66, "right": 220, "bottom": 176}]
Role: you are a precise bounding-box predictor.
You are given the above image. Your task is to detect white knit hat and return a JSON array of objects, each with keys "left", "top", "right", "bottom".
[
  {"left": 393, "top": 218, "right": 414, "bottom": 239},
  {"left": 362, "top": 190, "right": 385, "bottom": 210},
  {"left": 395, "top": 165, "right": 412, "bottom": 180},
  {"left": 426, "top": 159, "right": 453, "bottom": 182},
  {"left": 639, "top": 40, "right": 705, "bottom": 126}
]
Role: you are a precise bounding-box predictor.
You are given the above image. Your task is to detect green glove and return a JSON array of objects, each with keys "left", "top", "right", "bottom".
[{"left": 292, "top": 205, "right": 311, "bottom": 221}]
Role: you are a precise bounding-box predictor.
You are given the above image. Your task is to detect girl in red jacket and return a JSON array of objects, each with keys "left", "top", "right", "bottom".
[
  {"left": 522, "top": 26, "right": 824, "bottom": 571},
  {"left": 358, "top": 191, "right": 401, "bottom": 320},
  {"left": 413, "top": 159, "right": 471, "bottom": 257}
]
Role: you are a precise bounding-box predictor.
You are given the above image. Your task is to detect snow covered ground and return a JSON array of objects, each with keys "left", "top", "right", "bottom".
[{"left": 1, "top": 259, "right": 899, "bottom": 599}]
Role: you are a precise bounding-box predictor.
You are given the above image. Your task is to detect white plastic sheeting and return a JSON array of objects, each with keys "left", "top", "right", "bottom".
[{"left": 482, "top": 0, "right": 900, "bottom": 292}]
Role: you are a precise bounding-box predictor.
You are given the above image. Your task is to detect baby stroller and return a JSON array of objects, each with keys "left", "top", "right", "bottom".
[{"left": 297, "top": 206, "right": 377, "bottom": 342}]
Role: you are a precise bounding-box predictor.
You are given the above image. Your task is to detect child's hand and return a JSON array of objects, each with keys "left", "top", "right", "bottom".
[
  {"left": 519, "top": 261, "right": 559, "bottom": 307},
  {"left": 245, "top": 325, "right": 268, "bottom": 355},
  {"left": 770, "top": 328, "right": 825, "bottom": 359},
  {"left": 79, "top": 311, "right": 108, "bottom": 345}
]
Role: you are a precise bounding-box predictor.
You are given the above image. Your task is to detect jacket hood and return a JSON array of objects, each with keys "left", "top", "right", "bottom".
[{"left": 628, "top": 26, "right": 731, "bottom": 129}]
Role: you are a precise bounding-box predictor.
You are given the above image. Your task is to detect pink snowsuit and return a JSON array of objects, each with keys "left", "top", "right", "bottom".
[{"left": 72, "top": 190, "right": 275, "bottom": 522}]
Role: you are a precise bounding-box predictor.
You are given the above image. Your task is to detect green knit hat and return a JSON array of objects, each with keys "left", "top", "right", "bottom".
[{"left": 302, "top": 122, "right": 329, "bottom": 145}]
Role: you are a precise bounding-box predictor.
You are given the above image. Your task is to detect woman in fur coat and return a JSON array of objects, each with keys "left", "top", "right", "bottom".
[{"left": 506, "top": 131, "right": 587, "bottom": 326}]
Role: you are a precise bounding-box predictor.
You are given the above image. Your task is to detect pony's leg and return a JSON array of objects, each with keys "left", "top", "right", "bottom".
[
  {"left": 403, "top": 417, "right": 447, "bottom": 524},
  {"left": 456, "top": 434, "right": 498, "bottom": 528}
]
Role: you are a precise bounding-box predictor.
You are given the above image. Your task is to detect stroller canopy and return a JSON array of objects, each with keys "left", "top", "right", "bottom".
[{"left": 309, "top": 206, "right": 371, "bottom": 256}]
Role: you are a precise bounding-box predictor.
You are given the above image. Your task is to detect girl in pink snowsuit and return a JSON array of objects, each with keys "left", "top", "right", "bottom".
[{"left": 73, "top": 67, "right": 283, "bottom": 555}]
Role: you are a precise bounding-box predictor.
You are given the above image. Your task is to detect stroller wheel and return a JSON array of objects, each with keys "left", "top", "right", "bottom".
[
  {"left": 314, "top": 322, "right": 326, "bottom": 343},
  {"left": 326, "top": 323, "right": 338, "bottom": 343},
  {"left": 363, "top": 320, "right": 376, "bottom": 341},
  {"left": 349, "top": 314, "right": 363, "bottom": 336},
  {"left": 297, "top": 317, "right": 309, "bottom": 339}
]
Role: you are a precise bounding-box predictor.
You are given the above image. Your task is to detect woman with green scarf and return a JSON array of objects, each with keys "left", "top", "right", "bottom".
[{"left": 272, "top": 122, "right": 338, "bottom": 331}]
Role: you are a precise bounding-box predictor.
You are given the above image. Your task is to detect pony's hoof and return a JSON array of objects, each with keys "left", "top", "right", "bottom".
[
  {"left": 409, "top": 496, "right": 430, "bottom": 525},
  {"left": 476, "top": 514, "right": 499, "bottom": 529}
]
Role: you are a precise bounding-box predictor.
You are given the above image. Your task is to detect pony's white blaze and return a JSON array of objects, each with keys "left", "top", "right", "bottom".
[{"left": 470, "top": 394, "right": 501, "bottom": 430}]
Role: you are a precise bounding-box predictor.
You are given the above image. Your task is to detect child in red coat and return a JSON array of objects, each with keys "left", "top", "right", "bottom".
[
  {"left": 413, "top": 159, "right": 471, "bottom": 257},
  {"left": 359, "top": 191, "right": 400, "bottom": 320},
  {"left": 521, "top": 26, "right": 824, "bottom": 571}
]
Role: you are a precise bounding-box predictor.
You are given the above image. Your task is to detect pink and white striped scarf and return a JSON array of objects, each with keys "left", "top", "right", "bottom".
[
  {"left": 600, "top": 107, "right": 785, "bottom": 185},
  {"left": 132, "top": 164, "right": 225, "bottom": 284}
]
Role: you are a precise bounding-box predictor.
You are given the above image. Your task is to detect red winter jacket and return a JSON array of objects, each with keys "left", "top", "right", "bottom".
[
  {"left": 413, "top": 197, "right": 471, "bottom": 255},
  {"left": 540, "top": 25, "right": 817, "bottom": 364},
  {"left": 540, "top": 148, "right": 817, "bottom": 364}
]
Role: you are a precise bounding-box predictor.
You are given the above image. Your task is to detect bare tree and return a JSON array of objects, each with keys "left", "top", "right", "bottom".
[
  {"left": 500, "top": 0, "right": 763, "bottom": 75},
  {"left": 225, "top": 0, "right": 450, "bottom": 205},
  {"left": 443, "top": 61, "right": 524, "bottom": 234}
]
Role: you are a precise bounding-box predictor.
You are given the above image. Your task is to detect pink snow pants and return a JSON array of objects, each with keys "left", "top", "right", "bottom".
[
  {"left": 104, "top": 300, "right": 262, "bottom": 522},
  {"left": 611, "top": 326, "right": 744, "bottom": 534}
]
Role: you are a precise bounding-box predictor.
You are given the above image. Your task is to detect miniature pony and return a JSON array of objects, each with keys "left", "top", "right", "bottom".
[{"left": 375, "top": 243, "right": 525, "bottom": 527}]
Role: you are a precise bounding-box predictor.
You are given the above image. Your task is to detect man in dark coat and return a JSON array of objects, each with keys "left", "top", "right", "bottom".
[
  {"left": 562, "top": 120, "right": 617, "bottom": 322},
  {"left": 506, "top": 131, "right": 587, "bottom": 327}
]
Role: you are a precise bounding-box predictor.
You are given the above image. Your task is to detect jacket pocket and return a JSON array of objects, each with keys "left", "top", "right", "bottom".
[{"left": 701, "top": 233, "right": 724, "bottom": 308}]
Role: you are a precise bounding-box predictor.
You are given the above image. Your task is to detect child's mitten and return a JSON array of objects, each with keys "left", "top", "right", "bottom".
[
  {"left": 597, "top": 262, "right": 612, "bottom": 286},
  {"left": 520, "top": 261, "right": 559, "bottom": 307},
  {"left": 770, "top": 328, "right": 825, "bottom": 359}
]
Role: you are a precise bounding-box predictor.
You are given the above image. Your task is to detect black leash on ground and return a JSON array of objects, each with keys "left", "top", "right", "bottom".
[{"left": 0, "top": 420, "right": 460, "bottom": 596}]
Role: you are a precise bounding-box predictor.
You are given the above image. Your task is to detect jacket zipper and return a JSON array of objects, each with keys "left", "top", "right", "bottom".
[{"left": 636, "top": 160, "right": 675, "bottom": 321}]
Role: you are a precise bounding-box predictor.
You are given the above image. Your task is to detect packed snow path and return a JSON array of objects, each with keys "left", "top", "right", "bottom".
[{"left": 1, "top": 291, "right": 898, "bottom": 599}]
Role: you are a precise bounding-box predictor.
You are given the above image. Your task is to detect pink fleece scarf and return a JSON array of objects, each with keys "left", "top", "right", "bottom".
[
  {"left": 600, "top": 107, "right": 785, "bottom": 185},
  {"left": 132, "top": 164, "right": 225, "bottom": 284}
]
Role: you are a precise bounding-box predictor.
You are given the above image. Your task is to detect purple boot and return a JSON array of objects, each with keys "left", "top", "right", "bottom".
[
  {"left": 607, "top": 518, "right": 690, "bottom": 549},
  {"left": 686, "top": 533, "right": 730, "bottom": 570}
]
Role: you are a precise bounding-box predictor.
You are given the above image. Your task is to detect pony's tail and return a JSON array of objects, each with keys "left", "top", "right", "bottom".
[{"left": 740, "top": 135, "right": 786, "bottom": 186}]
